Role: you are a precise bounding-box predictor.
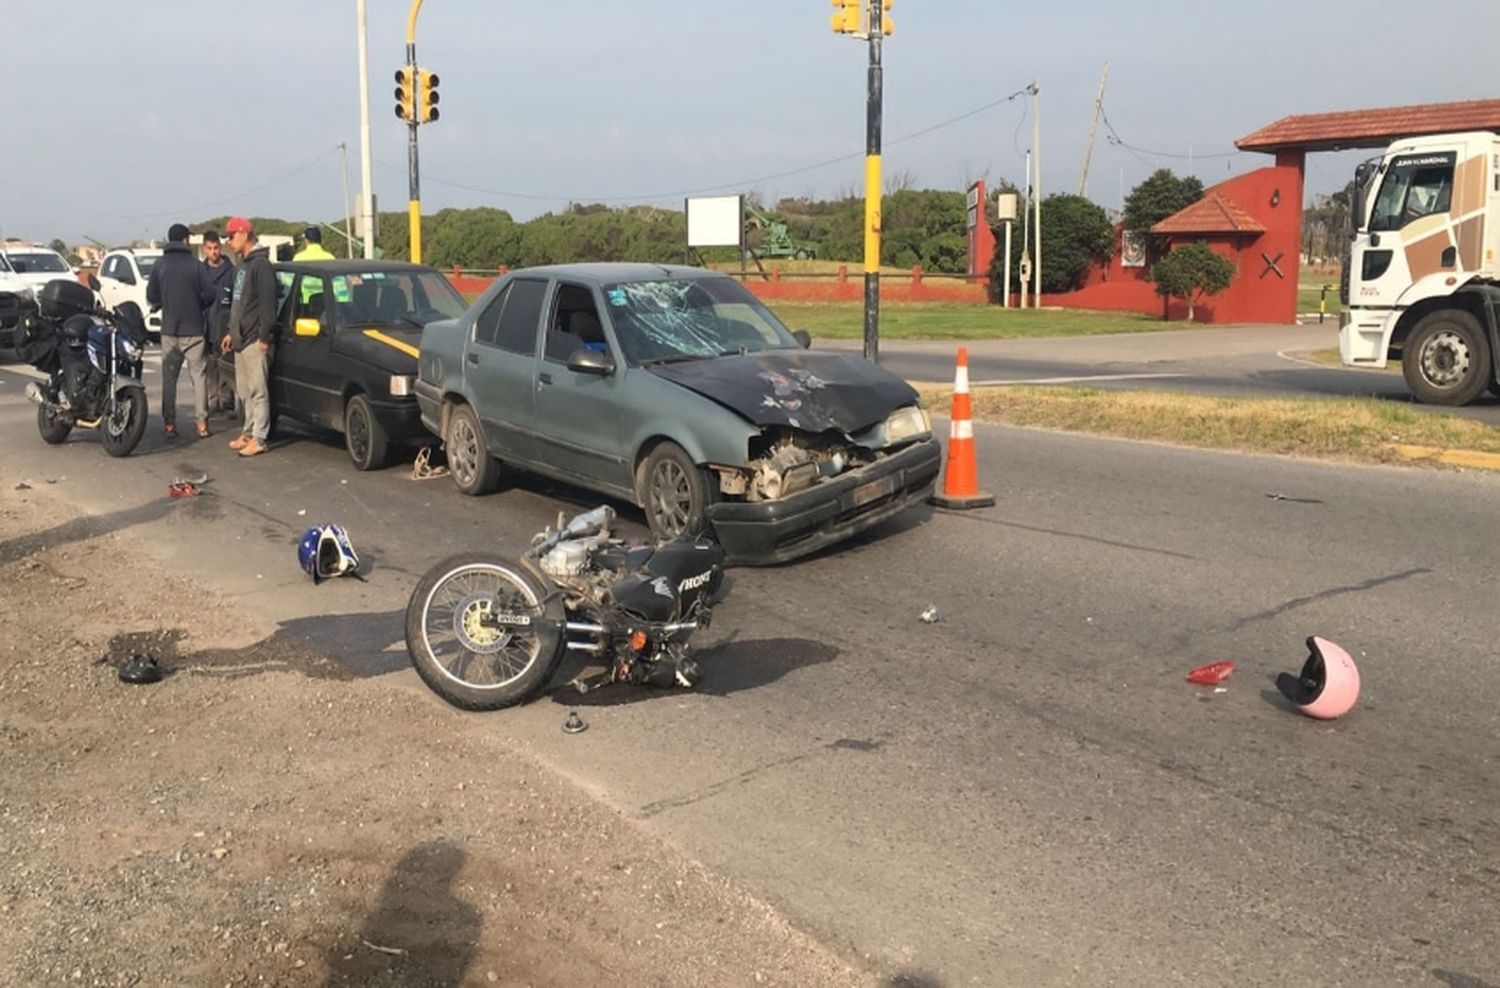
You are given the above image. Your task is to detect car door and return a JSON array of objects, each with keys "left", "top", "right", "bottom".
[
  {"left": 464, "top": 277, "right": 545, "bottom": 462},
  {"left": 529, "top": 282, "right": 631, "bottom": 492},
  {"left": 97, "top": 255, "right": 130, "bottom": 311},
  {"left": 274, "top": 273, "right": 343, "bottom": 429}
]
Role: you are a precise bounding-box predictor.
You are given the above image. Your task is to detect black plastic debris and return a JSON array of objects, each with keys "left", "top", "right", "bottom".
[{"left": 118, "top": 653, "right": 164, "bottom": 685}]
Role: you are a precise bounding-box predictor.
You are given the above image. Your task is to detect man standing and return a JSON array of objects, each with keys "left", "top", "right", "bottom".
[
  {"left": 292, "top": 225, "right": 335, "bottom": 262},
  {"left": 200, "top": 230, "right": 237, "bottom": 415},
  {"left": 222, "top": 217, "right": 278, "bottom": 458},
  {"left": 146, "top": 223, "right": 215, "bottom": 438}
]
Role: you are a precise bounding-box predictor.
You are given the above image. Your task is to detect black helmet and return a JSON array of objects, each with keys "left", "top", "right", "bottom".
[
  {"left": 61, "top": 313, "right": 94, "bottom": 344},
  {"left": 118, "top": 653, "right": 165, "bottom": 684}
]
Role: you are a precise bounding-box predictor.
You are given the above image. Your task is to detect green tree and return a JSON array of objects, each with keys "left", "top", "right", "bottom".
[
  {"left": 988, "top": 192, "right": 1115, "bottom": 300},
  {"left": 1148, "top": 241, "right": 1235, "bottom": 321},
  {"left": 48, "top": 238, "right": 68, "bottom": 257},
  {"left": 1123, "top": 169, "right": 1204, "bottom": 245}
]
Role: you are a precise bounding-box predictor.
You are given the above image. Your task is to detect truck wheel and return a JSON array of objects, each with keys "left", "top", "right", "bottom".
[
  {"left": 345, "top": 394, "right": 391, "bottom": 471},
  {"left": 639, "top": 441, "right": 713, "bottom": 542},
  {"left": 1403, "top": 310, "right": 1490, "bottom": 406},
  {"left": 446, "top": 403, "right": 501, "bottom": 496}
]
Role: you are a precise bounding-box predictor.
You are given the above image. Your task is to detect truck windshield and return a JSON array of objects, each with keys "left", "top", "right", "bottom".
[
  {"left": 1369, "top": 152, "right": 1456, "bottom": 233},
  {"left": 602, "top": 278, "right": 799, "bottom": 365},
  {"left": 8, "top": 252, "right": 69, "bottom": 273}
]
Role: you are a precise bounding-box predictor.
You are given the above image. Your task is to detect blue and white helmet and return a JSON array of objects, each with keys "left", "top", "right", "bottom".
[{"left": 297, "top": 524, "right": 359, "bottom": 582}]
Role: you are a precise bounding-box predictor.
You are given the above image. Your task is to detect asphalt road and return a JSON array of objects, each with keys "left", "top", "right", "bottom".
[
  {"left": 1, "top": 358, "right": 1496, "bottom": 986},
  {"left": 820, "top": 324, "right": 1500, "bottom": 426}
]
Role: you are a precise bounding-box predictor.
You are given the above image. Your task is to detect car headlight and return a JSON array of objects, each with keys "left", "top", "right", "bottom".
[
  {"left": 883, "top": 405, "right": 931, "bottom": 445},
  {"left": 389, "top": 374, "right": 415, "bottom": 397}
]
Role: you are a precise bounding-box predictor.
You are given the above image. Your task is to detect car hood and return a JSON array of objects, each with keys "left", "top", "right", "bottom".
[
  {"left": 333, "top": 323, "right": 422, "bottom": 371},
  {"left": 16, "top": 273, "right": 73, "bottom": 291},
  {"left": 0, "top": 272, "right": 31, "bottom": 294},
  {"left": 645, "top": 349, "right": 918, "bottom": 434}
]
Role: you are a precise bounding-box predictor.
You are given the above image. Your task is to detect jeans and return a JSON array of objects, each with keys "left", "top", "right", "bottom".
[
  {"left": 161, "top": 335, "right": 207, "bottom": 426},
  {"left": 234, "top": 343, "right": 272, "bottom": 442}
]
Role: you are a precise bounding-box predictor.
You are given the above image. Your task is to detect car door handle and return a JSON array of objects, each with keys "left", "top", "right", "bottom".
[
  {"left": 537, "top": 372, "right": 553, "bottom": 386},
  {"left": 467, "top": 352, "right": 479, "bottom": 365}
]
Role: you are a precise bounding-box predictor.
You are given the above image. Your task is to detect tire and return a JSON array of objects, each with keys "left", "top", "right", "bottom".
[
  {"left": 101, "top": 389, "right": 148, "bottom": 457},
  {"left": 1402, "top": 310, "right": 1490, "bottom": 406},
  {"left": 446, "top": 403, "right": 501, "bottom": 496},
  {"left": 37, "top": 402, "right": 71, "bottom": 445},
  {"left": 639, "top": 441, "right": 713, "bottom": 542},
  {"left": 404, "top": 553, "right": 566, "bottom": 711},
  {"left": 344, "top": 393, "right": 391, "bottom": 471}
]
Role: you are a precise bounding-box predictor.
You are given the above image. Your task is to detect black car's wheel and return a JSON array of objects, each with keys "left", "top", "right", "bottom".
[
  {"left": 446, "top": 403, "right": 501, "bottom": 496},
  {"left": 1403, "top": 310, "right": 1490, "bottom": 406},
  {"left": 344, "top": 393, "right": 391, "bottom": 471},
  {"left": 404, "top": 553, "right": 565, "bottom": 710},
  {"left": 37, "top": 402, "right": 71, "bottom": 444},
  {"left": 639, "top": 441, "right": 713, "bottom": 541},
  {"left": 101, "top": 390, "right": 147, "bottom": 457}
]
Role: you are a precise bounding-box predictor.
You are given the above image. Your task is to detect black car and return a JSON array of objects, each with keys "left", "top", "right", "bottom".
[{"left": 218, "top": 260, "right": 468, "bottom": 469}]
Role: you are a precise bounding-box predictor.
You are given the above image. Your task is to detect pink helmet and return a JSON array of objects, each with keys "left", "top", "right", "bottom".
[{"left": 1276, "top": 636, "right": 1360, "bottom": 720}]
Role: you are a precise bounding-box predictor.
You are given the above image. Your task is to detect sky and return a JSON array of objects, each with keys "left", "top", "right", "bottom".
[{"left": 5, "top": 0, "right": 1499, "bottom": 246}]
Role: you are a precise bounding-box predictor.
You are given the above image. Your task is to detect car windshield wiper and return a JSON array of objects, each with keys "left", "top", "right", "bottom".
[{"left": 637, "top": 353, "right": 708, "bottom": 366}]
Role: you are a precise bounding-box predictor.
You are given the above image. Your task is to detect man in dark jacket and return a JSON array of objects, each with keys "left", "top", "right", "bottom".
[
  {"left": 221, "top": 216, "right": 278, "bottom": 457},
  {"left": 146, "top": 222, "right": 216, "bottom": 438},
  {"left": 199, "top": 230, "right": 236, "bottom": 414}
]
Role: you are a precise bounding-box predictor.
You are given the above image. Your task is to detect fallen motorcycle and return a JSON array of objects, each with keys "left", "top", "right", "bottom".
[
  {"left": 18, "top": 281, "right": 149, "bottom": 458},
  {"left": 404, "top": 505, "right": 726, "bottom": 710}
]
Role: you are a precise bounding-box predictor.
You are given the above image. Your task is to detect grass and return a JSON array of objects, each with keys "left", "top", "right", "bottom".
[
  {"left": 773, "top": 303, "right": 1164, "bottom": 340},
  {"left": 913, "top": 384, "right": 1500, "bottom": 467},
  {"left": 1298, "top": 283, "right": 1341, "bottom": 315}
]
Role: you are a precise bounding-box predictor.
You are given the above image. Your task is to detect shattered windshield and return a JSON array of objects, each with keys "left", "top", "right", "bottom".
[{"left": 603, "top": 278, "right": 799, "bottom": 365}]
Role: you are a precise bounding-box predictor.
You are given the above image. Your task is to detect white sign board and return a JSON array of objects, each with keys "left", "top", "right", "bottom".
[{"left": 685, "top": 195, "right": 743, "bottom": 249}]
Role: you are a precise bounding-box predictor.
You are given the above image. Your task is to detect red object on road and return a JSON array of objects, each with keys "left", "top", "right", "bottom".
[
  {"left": 167, "top": 482, "right": 200, "bottom": 498},
  {"left": 1186, "top": 660, "right": 1236, "bottom": 685}
]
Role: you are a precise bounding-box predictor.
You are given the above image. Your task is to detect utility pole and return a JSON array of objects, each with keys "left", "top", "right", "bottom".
[
  {"left": 339, "top": 143, "right": 354, "bottom": 259},
  {"left": 831, "top": 0, "right": 893, "bottom": 363},
  {"left": 404, "top": 0, "right": 425, "bottom": 263},
  {"left": 356, "top": 0, "right": 376, "bottom": 259},
  {"left": 1031, "top": 82, "right": 1042, "bottom": 308},
  {"left": 1079, "top": 62, "right": 1109, "bottom": 197}
]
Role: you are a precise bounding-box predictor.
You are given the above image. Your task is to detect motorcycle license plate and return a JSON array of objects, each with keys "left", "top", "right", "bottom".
[{"left": 852, "top": 475, "right": 896, "bottom": 507}]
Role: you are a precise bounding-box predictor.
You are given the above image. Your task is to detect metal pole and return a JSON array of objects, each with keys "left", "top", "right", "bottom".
[
  {"left": 1079, "top": 62, "right": 1109, "bottom": 197},
  {"left": 339, "top": 142, "right": 354, "bottom": 259},
  {"left": 406, "top": 0, "right": 425, "bottom": 264},
  {"left": 1019, "top": 149, "right": 1030, "bottom": 311},
  {"left": 1031, "top": 82, "right": 1042, "bottom": 308},
  {"left": 356, "top": 0, "right": 376, "bottom": 259},
  {"left": 863, "top": 1, "right": 883, "bottom": 363},
  {"left": 1002, "top": 221, "right": 1012, "bottom": 308}
]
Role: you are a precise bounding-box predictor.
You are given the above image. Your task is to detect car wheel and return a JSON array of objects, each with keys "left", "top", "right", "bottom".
[
  {"left": 344, "top": 393, "right": 391, "bottom": 471},
  {"left": 1402, "top": 310, "right": 1490, "bottom": 406},
  {"left": 446, "top": 403, "right": 501, "bottom": 496},
  {"left": 639, "top": 441, "right": 713, "bottom": 541}
]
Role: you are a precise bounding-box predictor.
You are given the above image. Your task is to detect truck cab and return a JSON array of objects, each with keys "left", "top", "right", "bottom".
[{"left": 1340, "top": 131, "right": 1500, "bottom": 404}]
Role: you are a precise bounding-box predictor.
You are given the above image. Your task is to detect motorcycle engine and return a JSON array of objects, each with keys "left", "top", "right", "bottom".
[{"left": 538, "top": 538, "right": 593, "bottom": 579}]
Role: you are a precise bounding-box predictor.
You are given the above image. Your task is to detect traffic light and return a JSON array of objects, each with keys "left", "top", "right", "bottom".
[
  {"left": 830, "top": 0, "right": 861, "bottom": 35},
  {"left": 417, "top": 69, "right": 440, "bottom": 124},
  {"left": 394, "top": 67, "right": 415, "bottom": 122},
  {"left": 879, "top": 0, "right": 894, "bottom": 35}
]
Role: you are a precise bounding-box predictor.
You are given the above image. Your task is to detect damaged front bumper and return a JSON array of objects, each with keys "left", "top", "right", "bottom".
[{"left": 707, "top": 437, "right": 941, "bottom": 565}]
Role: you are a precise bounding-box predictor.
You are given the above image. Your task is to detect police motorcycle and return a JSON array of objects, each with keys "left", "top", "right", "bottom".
[
  {"left": 404, "top": 505, "right": 727, "bottom": 711},
  {"left": 18, "top": 280, "right": 149, "bottom": 457}
]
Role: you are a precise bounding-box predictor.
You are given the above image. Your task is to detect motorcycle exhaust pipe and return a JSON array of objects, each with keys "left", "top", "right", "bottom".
[{"left": 24, "top": 382, "right": 45, "bottom": 406}]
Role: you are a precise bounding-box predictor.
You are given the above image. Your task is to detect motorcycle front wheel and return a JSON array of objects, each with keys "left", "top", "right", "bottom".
[
  {"left": 101, "top": 388, "right": 147, "bottom": 457},
  {"left": 404, "top": 553, "right": 566, "bottom": 711}
]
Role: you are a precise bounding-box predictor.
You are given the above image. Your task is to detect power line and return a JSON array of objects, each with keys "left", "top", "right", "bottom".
[
  {"left": 1099, "top": 103, "right": 1243, "bottom": 163},
  {"left": 381, "top": 87, "right": 1035, "bottom": 205}
]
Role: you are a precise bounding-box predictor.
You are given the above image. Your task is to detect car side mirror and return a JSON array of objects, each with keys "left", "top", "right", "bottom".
[
  {"left": 792, "top": 329, "right": 812, "bottom": 349},
  {"left": 294, "top": 317, "right": 322, "bottom": 337},
  {"left": 567, "top": 345, "right": 615, "bottom": 376},
  {"left": 87, "top": 274, "right": 101, "bottom": 292}
]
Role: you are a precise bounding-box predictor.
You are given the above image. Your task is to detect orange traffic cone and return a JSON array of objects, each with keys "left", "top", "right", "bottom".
[{"left": 930, "top": 346, "right": 995, "bottom": 509}]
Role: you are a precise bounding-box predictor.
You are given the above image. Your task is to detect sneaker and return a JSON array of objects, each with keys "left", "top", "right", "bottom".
[
  {"left": 228, "top": 434, "right": 249, "bottom": 450},
  {"left": 237, "top": 438, "right": 268, "bottom": 457}
]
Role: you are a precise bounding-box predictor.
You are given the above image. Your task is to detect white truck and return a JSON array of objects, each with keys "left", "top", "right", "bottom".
[{"left": 1339, "top": 130, "right": 1500, "bottom": 405}]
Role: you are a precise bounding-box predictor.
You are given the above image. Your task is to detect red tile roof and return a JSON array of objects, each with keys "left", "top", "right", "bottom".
[
  {"left": 1237, "top": 98, "right": 1500, "bottom": 153},
  {"left": 1152, "top": 192, "right": 1265, "bottom": 236}
]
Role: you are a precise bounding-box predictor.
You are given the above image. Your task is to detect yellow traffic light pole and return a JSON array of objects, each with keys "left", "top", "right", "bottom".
[{"left": 405, "top": 0, "right": 424, "bottom": 263}]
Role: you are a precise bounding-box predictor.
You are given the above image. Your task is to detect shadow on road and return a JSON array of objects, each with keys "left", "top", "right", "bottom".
[
  {"left": 0, "top": 497, "right": 172, "bottom": 566},
  {"left": 321, "top": 840, "right": 481, "bottom": 987}
]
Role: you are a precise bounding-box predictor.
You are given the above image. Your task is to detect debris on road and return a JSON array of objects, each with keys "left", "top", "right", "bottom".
[
  {"left": 920, "top": 605, "right": 941, "bottom": 624},
  {"left": 117, "top": 653, "right": 164, "bottom": 685},
  {"left": 1277, "top": 635, "right": 1361, "bottom": 720},
  {"left": 411, "top": 446, "right": 449, "bottom": 481},
  {"left": 167, "top": 482, "right": 200, "bottom": 498},
  {"left": 297, "top": 524, "right": 361, "bottom": 583},
  {"left": 14, "top": 482, "right": 30, "bottom": 491},
  {"left": 564, "top": 711, "right": 588, "bottom": 734},
  {"left": 1265, "top": 492, "right": 1324, "bottom": 505},
  {"left": 1185, "top": 660, "right": 1236, "bottom": 686}
]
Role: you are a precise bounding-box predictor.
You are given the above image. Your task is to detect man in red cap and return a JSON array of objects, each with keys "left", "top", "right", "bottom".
[{"left": 221, "top": 217, "right": 277, "bottom": 457}]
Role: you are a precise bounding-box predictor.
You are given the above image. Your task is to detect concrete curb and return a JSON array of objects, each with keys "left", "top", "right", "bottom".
[{"left": 1389, "top": 445, "right": 1500, "bottom": 472}]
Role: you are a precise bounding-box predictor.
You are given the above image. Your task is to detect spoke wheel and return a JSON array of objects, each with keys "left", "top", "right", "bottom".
[{"left": 639, "top": 441, "right": 712, "bottom": 542}]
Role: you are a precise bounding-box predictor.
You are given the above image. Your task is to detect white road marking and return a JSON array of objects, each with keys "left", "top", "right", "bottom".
[{"left": 967, "top": 372, "right": 1187, "bottom": 387}]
